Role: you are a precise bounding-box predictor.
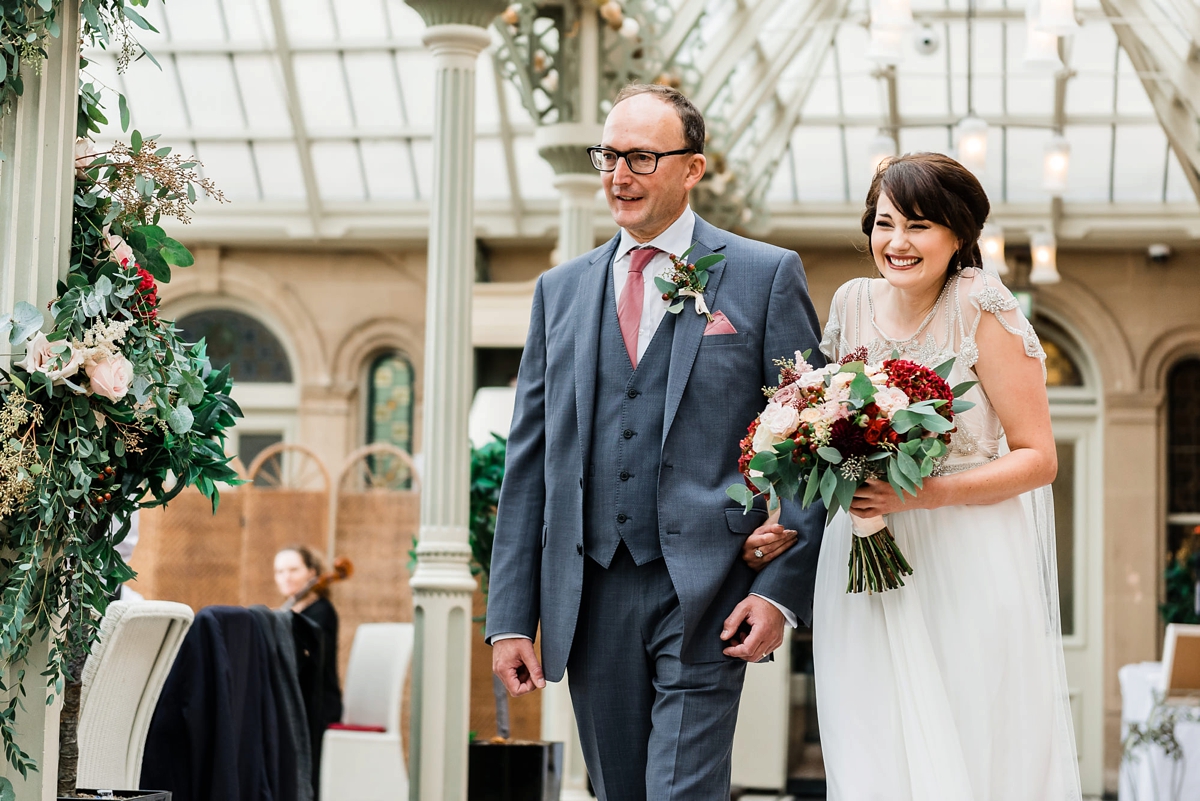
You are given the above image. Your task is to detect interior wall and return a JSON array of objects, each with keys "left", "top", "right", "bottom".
[{"left": 163, "top": 237, "right": 1200, "bottom": 793}]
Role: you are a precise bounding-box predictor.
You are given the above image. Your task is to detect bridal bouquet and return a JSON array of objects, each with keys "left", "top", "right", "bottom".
[{"left": 727, "top": 349, "right": 975, "bottom": 593}]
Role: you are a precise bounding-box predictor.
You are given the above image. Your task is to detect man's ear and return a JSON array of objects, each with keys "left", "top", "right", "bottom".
[{"left": 683, "top": 153, "right": 707, "bottom": 192}]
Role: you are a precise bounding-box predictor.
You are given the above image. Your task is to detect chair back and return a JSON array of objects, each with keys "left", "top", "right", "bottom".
[
  {"left": 341, "top": 622, "right": 414, "bottom": 733},
  {"left": 77, "top": 600, "right": 195, "bottom": 788}
]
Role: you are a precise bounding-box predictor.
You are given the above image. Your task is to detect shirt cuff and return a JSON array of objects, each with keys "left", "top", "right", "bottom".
[
  {"left": 752, "top": 593, "right": 797, "bottom": 629},
  {"left": 487, "top": 632, "right": 532, "bottom": 645}
]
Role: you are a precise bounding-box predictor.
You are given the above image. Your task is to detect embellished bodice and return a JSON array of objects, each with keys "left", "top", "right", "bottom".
[{"left": 819, "top": 269, "right": 1046, "bottom": 473}]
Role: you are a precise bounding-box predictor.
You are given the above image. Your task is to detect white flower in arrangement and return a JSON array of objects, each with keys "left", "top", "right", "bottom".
[
  {"left": 78, "top": 317, "right": 135, "bottom": 362},
  {"left": 74, "top": 138, "right": 99, "bottom": 177},
  {"left": 85, "top": 352, "right": 135, "bottom": 402},
  {"left": 873, "top": 386, "right": 911, "bottom": 418},
  {"left": 15, "top": 332, "right": 83, "bottom": 384},
  {"left": 599, "top": 1, "right": 624, "bottom": 27},
  {"left": 799, "top": 407, "right": 825, "bottom": 425},
  {"left": 759, "top": 402, "right": 800, "bottom": 438},
  {"left": 751, "top": 421, "right": 786, "bottom": 454},
  {"left": 798, "top": 369, "right": 826, "bottom": 389},
  {"left": 825, "top": 371, "right": 855, "bottom": 402}
]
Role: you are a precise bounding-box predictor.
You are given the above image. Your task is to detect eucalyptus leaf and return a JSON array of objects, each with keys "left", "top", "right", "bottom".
[
  {"left": 693, "top": 253, "right": 724, "bottom": 271},
  {"left": 119, "top": 93, "right": 130, "bottom": 132},
  {"left": 933, "top": 357, "right": 956, "bottom": 380},
  {"left": 950, "top": 380, "right": 978, "bottom": 397},
  {"left": 168, "top": 403, "right": 194, "bottom": 434},
  {"left": 748, "top": 451, "right": 778, "bottom": 473},
  {"left": 666, "top": 301, "right": 685, "bottom": 314},
  {"left": 819, "top": 466, "right": 837, "bottom": 509},
  {"left": 9, "top": 301, "right": 44, "bottom": 345},
  {"left": 726, "top": 484, "right": 755, "bottom": 513},
  {"left": 816, "top": 446, "right": 843, "bottom": 464},
  {"left": 653, "top": 276, "right": 676, "bottom": 295},
  {"left": 802, "top": 464, "right": 821, "bottom": 507}
]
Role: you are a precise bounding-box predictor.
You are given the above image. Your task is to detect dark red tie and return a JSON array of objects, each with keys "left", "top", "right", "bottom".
[{"left": 618, "top": 247, "right": 659, "bottom": 367}]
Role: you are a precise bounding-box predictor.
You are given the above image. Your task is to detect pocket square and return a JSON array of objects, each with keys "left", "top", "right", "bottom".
[{"left": 703, "top": 311, "right": 737, "bottom": 335}]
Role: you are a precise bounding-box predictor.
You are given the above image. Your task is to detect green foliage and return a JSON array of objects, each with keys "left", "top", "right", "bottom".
[
  {"left": 1160, "top": 550, "right": 1200, "bottom": 625},
  {"left": 469, "top": 435, "right": 507, "bottom": 595},
  {"left": 0, "top": 127, "right": 237, "bottom": 782},
  {"left": 2, "top": 1, "right": 158, "bottom": 149}
]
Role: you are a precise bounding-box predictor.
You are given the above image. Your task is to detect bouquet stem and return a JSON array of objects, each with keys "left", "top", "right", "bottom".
[{"left": 847, "top": 525, "right": 913, "bottom": 594}]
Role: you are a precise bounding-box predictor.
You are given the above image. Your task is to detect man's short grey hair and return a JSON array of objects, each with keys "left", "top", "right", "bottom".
[{"left": 612, "top": 84, "right": 706, "bottom": 155}]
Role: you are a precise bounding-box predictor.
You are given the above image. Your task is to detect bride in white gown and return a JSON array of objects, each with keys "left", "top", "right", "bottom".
[{"left": 810, "top": 153, "right": 1081, "bottom": 800}]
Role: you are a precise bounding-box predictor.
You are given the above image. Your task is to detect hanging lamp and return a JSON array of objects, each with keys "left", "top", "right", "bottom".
[
  {"left": 1042, "top": 134, "right": 1070, "bottom": 194},
  {"left": 1029, "top": 231, "right": 1061, "bottom": 284},
  {"left": 980, "top": 224, "right": 1008, "bottom": 275}
]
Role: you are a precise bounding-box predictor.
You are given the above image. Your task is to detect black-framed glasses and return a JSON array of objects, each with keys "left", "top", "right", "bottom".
[{"left": 587, "top": 146, "right": 696, "bottom": 175}]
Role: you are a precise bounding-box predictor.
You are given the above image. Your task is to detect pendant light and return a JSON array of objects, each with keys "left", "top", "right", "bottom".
[
  {"left": 871, "top": 0, "right": 913, "bottom": 30},
  {"left": 1036, "top": 0, "right": 1079, "bottom": 37},
  {"left": 1024, "top": 5, "right": 1063, "bottom": 71},
  {"left": 867, "top": 25, "right": 906, "bottom": 65},
  {"left": 956, "top": 116, "right": 988, "bottom": 173},
  {"left": 1042, "top": 134, "right": 1070, "bottom": 194},
  {"left": 868, "top": 131, "right": 898, "bottom": 173},
  {"left": 1029, "top": 231, "right": 1061, "bottom": 284},
  {"left": 955, "top": 0, "right": 988, "bottom": 174},
  {"left": 980, "top": 224, "right": 1008, "bottom": 276}
]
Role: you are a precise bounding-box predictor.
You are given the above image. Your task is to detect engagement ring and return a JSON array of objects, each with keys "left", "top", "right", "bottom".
[{"left": 753, "top": 548, "right": 764, "bottom": 558}]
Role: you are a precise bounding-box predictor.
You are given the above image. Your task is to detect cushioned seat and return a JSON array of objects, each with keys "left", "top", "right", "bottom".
[
  {"left": 320, "top": 622, "right": 414, "bottom": 801},
  {"left": 76, "top": 600, "right": 195, "bottom": 789}
]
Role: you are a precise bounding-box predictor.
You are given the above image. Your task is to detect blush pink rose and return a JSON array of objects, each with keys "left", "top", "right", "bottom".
[
  {"left": 772, "top": 382, "right": 800, "bottom": 407},
  {"left": 873, "top": 386, "right": 911, "bottom": 418},
  {"left": 14, "top": 332, "right": 83, "bottom": 384},
  {"left": 86, "top": 353, "right": 135, "bottom": 401}
]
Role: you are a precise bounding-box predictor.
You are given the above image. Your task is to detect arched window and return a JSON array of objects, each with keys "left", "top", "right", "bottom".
[
  {"left": 177, "top": 309, "right": 293, "bottom": 383},
  {"left": 1165, "top": 358, "right": 1200, "bottom": 623},
  {"left": 367, "top": 352, "right": 416, "bottom": 486},
  {"left": 177, "top": 309, "right": 296, "bottom": 473}
]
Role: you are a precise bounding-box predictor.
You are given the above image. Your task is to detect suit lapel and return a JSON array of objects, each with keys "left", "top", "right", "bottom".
[
  {"left": 575, "top": 233, "right": 620, "bottom": 474},
  {"left": 662, "top": 216, "right": 729, "bottom": 446}
]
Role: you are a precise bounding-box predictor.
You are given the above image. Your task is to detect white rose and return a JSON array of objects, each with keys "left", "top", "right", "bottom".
[
  {"left": 752, "top": 421, "right": 785, "bottom": 453},
  {"left": 873, "top": 386, "right": 911, "bottom": 418},
  {"left": 14, "top": 332, "right": 83, "bottom": 384},
  {"left": 826, "top": 372, "right": 854, "bottom": 402},
  {"left": 799, "top": 407, "right": 824, "bottom": 425},
  {"left": 760, "top": 403, "right": 800, "bottom": 438},
  {"left": 85, "top": 352, "right": 135, "bottom": 401},
  {"left": 798, "top": 369, "right": 826, "bottom": 389}
]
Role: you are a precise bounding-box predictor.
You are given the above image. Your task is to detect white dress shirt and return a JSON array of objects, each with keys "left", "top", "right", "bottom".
[{"left": 490, "top": 207, "right": 796, "bottom": 643}]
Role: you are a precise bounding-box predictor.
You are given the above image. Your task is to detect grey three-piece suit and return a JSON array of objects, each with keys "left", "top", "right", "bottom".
[{"left": 486, "top": 214, "right": 826, "bottom": 800}]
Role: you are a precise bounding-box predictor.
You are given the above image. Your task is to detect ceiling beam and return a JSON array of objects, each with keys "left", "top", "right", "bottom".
[
  {"left": 492, "top": 50, "right": 525, "bottom": 235},
  {"left": 266, "top": 0, "right": 324, "bottom": 234},
  {"left": 1100, "top": 0, "right": 1200, "bottom": 203},
  {"left": 693, "top": 0, "right": 785, "bottom": 110},
  {"left": 653, "top": 0, "right": 710, "bottom": 73}
]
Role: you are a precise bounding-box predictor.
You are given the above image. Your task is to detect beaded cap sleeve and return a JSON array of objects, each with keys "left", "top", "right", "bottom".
[{"left": 820, "top": 268, "right": 1045, "bottom": 472}]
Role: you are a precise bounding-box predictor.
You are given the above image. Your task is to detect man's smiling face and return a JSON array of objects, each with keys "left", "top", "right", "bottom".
[{"left": 600, "top": 93, "right": 706, "bottom": 243}]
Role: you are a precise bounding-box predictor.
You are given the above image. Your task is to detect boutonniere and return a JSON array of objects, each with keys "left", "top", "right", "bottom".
[{"left": 654, "top": 244, "right": 725, "bottom": 322}]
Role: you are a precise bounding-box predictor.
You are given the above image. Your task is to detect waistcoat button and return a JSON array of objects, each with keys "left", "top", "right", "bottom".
[
  {"left": 617, "top": 513, "right": 627, "bottom": 524},
  {"left": 619, "top": 470, "right": 630, "bottom": 481},
  {"left": 623, "top": 429, "right": 634, "bottom": 439},
  {"left": 627, "top": 388, "right": 639, "bottom": 399}
]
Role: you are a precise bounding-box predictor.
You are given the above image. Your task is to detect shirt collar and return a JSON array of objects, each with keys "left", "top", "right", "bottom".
[{"left": 614, "top": 206, "right": 696, "bottom": 266}]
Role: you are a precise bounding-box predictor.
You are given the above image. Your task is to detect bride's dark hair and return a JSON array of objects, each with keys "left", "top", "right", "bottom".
[{"left": 861, "top": 152, "right": 991, "bottom": 275}]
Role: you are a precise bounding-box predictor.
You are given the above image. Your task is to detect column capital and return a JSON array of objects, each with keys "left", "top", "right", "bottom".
[
  {"left": 536, "top": 122, "right": 605, "bottom": 175},
  {"left": 407, "top": 0, "right": 507, "bottom": 30}
]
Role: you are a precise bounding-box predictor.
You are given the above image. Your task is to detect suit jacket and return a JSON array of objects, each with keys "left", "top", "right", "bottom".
[{"left": 485, "top": 215, "right": 826, "bottom": 681}]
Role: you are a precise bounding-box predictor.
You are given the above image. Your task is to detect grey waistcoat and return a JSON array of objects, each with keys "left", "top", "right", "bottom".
[{"left": 583, "top": 262, "right": 676, "bottom": 567}]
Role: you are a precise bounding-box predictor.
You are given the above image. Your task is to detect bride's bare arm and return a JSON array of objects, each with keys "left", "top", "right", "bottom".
[{"left": 850, "top": 308, "right": 1056, "bottom": 516}]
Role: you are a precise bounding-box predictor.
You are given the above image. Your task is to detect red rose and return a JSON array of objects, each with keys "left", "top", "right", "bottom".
[{"left": 863, "top": 419, "right": 890, "bottom": 446}]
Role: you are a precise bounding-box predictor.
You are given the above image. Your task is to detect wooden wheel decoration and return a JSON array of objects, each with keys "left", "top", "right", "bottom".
[
  {"left": 246, "top": 442, "right": 331, "bottom": 491},
  {"left": 337, "top": 443, "right": 420, "bottom": 493}
]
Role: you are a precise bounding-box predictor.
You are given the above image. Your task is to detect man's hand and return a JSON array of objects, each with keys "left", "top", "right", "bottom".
[
  {"left": 720, "top": 595, "right": 785, "bottom": 662},
  {"left": 492, "top": 638, "right": 547, "bottom": 696}
]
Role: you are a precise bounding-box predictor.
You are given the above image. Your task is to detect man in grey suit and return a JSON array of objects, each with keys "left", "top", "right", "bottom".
[{"left": 486, "top": 84, "right": 825, "bottom": 800}]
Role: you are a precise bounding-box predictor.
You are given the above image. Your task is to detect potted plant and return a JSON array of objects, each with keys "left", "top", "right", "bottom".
[
  {"left": 465, "top": 434, "right": 564, "bottom": 801},
  {"left": 1, "top": 6, "right": 238, "bottom": 800}
]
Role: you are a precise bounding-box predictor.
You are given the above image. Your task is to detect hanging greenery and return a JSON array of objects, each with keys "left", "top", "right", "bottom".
[{"left": 1, "top": 2, "right": 240, "bottom": 797}]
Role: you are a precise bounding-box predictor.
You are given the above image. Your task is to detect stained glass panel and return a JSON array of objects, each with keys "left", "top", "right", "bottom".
[
  {"left": 178, "top": 309, "right": 293, "bottom": 383},
  {"left": 368, "top": 353, "right": 415, "bottom": 488},
  {"left": 1168, "top": 359, "right": 1200, "bottom": 515}
]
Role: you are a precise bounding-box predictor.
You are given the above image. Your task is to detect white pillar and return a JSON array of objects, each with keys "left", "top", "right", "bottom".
[
  {"left": 0, "top": 3, "right": 80, "bottom": 799},
  {"left": 404, "top": 3, "right": 503, "bottom": 800}
]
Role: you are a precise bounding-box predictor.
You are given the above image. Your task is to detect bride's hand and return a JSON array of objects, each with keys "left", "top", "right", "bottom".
[
  {"left": 741, "top": 522, "right": 798, "bottom": 571},
  {"left": 850, "top": 478, "right": 921, "bottom": 517}
]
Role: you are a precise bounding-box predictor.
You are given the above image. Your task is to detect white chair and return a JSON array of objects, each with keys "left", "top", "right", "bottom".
[
  {"left": 76, "top": 600, "right": 194, "bottom": 789},
  {"left": 321, "top": 622, "right": 414, "bottom": 801}
]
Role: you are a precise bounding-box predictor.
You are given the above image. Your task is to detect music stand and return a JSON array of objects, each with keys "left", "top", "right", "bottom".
[{"left": 1162, "top": 623, "right": 1200, "bottom": 704}]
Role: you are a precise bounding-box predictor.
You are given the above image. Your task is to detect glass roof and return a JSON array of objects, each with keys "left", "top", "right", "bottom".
[{"left": 82, "top": 0, "right": 1199, "bottom": 243}]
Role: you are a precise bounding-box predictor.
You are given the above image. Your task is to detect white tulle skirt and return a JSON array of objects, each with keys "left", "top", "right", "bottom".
[{"left": 812, "top": 493, "right": 1082, "bottom": 801}]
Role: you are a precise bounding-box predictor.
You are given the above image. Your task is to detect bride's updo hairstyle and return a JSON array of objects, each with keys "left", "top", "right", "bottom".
[{"left": 861, "top": 152, "right": 991, "bottom": 275}]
